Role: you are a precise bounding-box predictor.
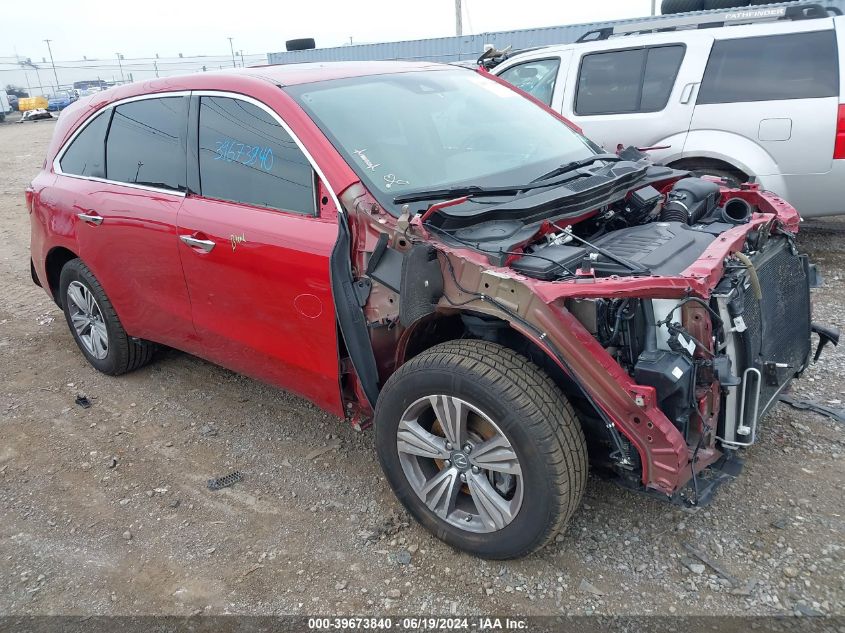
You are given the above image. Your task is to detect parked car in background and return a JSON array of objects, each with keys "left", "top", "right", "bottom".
[
  {"left": 492, "top": 4, "right": 845, "bottom": 218},
  {"left": 47, "top": 90, "right": 77, "bottom": 112},
  {"left": 8, "top": 94, "right": 19, "bottom": 111},
  {"left": 27, "top": 62, "right": 836, "bottom": 559}
]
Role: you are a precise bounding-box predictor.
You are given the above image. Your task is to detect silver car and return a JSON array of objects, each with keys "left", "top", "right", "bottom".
[{"left": 493, "top": 6, "right": 845, "bottom": 218}]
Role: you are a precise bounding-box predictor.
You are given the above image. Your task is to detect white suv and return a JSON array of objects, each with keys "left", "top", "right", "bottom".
[{"left": 492, "top": 4, "right": 845, "bottom": 217}]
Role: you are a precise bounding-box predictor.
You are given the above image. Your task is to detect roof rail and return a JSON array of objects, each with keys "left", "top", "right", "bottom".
[{"left": 576, "top": 3, "right": 840, "bottom": 43}]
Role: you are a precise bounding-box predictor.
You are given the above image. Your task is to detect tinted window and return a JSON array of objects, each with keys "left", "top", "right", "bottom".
[
  {"left": 698, "top": 31, "right": 839, "bottom": 104},
  {"left": 59, "top": 110, "right": 110, "bottom": 177},
  {"left": 575, "top": 45, "right": 685, "bottom": 115},
  {"left": 641, "top": 46, "right": 685, "bottom": 111},
  {"left": 198, "top": 96, "right": 315, "bottom": 215},
  {"left": 498, "top": 58, "right": 561, "bottom": 106},
  {"left": 106, "top": 97, "right": 187, "bottom": 191}
]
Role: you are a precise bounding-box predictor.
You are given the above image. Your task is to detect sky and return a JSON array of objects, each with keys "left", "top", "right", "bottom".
[
  {"left": 0, "top": 0, "right": 658, "bottom": 93},
  {"left": 2, "top": 0, "right": 656, "bottom": 60}
]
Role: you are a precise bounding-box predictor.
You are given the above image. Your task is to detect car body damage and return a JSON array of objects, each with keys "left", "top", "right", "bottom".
[
  {"left": 339, "top": 160, "right": 816, "bottom": 501},
  {"left": 31, "top": 61, "right": 838, "bottom": 556}
]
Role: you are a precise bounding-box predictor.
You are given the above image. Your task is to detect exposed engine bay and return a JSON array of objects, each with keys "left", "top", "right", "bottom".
[{"left": 355, "top": 154, "right": 838, "bottom": 506}]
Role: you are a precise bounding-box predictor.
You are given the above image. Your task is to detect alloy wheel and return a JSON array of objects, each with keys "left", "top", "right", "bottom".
[
  {"left": 66, "top": 280, "right": 109, "bottom": 360},
  {"left": 396, "top": 395, "right": 523, "bottom": 533}
]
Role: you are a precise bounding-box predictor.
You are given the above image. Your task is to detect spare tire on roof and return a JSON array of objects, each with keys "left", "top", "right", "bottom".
[
  {"left": 662, "top": 0, "right": 705, "bottom": 13},
  {"left": 704, "top": 0, "right": 750, "bottom": 9},
  {"left": 286, "top": 38, "right": 316, "bottom": 51}
]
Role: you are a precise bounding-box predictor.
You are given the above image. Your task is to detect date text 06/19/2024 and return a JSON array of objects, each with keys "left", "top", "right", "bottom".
[{"left": 306, "top": 617, "right": 528, "bottom": 630}]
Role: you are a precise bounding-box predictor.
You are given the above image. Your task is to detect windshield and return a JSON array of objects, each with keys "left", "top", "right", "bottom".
[{"left": 286, "top": 69, "right": 597, "bottom": 215}]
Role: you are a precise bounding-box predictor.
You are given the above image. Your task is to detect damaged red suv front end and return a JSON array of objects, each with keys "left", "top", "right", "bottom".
[
  {"left": 33, "top": 62, "right": 837, "bottom": 559},
  {"left": 288, "top": 67, "right": 835, "bottom": 520}
]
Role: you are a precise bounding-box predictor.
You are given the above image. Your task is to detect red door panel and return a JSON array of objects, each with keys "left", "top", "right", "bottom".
[
  {"left": 177, "top": 197, "right": 342, "bottom": 415},
  {"left": 70, "top": 178, "right": 196, "bottom": 348}
]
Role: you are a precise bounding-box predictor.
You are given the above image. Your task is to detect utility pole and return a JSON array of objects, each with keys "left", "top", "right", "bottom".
[
  {"left": 455, "top": 0, "right": 463, "bottom": 36},
  {"left": 116, "top": 53, "right": 124, "bottom": 83},
  {"left": 21, "top": 59, "right": 43, "bottom": 96},
  {"left": 239, "top": 50, "right": 246, "bottom": 67},
  {"left": 651, "top": 0, "right": 657, "bottom": 15},
  {"left": 154, "top": 60, "right": 159, "bottom": 78},
  {"left": 227, "top": 37, "right": 236, "bottom": 67},
  {"left": 34, "top": 65, "right": 43, "bottom": 95},
  {"left": 44, "top": 39, "right": 60, "bottom": 91},
  {"left": 22, "top": 70, "right": 32, "bottom": 95}
]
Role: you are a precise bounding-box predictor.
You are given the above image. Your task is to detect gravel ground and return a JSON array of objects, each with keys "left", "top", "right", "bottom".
[{"left": 0, "top": 113, "right": 843, "bottom": 617}]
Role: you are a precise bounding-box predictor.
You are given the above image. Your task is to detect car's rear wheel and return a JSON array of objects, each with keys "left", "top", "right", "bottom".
[
  {"left": 59, "top": 258, "right": 155, "bottom": 375},
  {"left": 375, "top": 340, "right": 587, "bottom": 559}
]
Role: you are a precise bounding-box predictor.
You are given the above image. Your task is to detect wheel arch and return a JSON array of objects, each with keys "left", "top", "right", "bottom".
[
  {"left": 44, "top": 245, "right": 80, "bottom": 306},
  {"left": 395, "top": 311, "right": 604, "bottom": 427},
  {"left": 672, "top": 130, "right": 787, "bottom": 181},
  {"left": 667, "top": 156, "right": 750, "bottom": 181}
]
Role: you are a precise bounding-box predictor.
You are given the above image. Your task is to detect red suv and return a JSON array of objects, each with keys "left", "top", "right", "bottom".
[{"left": 28, "top": 62, "right": 837, "bottom": 559}]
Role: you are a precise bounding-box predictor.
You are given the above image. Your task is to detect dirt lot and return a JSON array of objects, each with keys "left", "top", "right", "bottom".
[{"left": 1, "top": 114, "right": 843, "bottom": 618}]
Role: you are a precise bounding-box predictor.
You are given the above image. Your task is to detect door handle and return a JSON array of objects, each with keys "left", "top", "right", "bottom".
[
  {"left": 179, "top": 234, "right": 215, "bottom": 253},
  {"left": 77, "top": 212, "right": 103, "bottom": 226},
  {"left": 680, "top": 82, "right": 698, "bottom": 105}
]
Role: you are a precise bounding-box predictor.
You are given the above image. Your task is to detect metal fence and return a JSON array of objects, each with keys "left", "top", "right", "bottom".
[{"left": 267, "top": 1, "right": 845, "bottom": 65}]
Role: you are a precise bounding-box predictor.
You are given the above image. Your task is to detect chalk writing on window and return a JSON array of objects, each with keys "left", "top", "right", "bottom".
[{"left": 214, "top": 138, "right": 274, "bottom": 172}]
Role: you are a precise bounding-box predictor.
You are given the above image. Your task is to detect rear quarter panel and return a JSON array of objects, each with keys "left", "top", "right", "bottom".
[{"left": 28, "top": 98, "right": 105, "bottom": 297}]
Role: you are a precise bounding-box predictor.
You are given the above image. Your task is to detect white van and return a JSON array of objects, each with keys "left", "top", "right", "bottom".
[
  {"left": 492, "top": 4, "right": 845, "bottom": 217},
  {"left": 0, "top": 90, "right": 11, "bottom": 122}
]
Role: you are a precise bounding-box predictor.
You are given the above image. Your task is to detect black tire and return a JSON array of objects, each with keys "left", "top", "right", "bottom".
[
  {"left": 662, "top": 0, "right": 705, "bottom": 14},
  {"left": 59, "top": 258, "right": 155, "bottom": 375},
  {"left": 703, "top": 0, "right": 749, "bottom": 9},
  {"left": 375, "top": 340, "right": 587, "bottom": 559},
  {"left": 286, "top": 38, "right": 316, "bottom": 51}
]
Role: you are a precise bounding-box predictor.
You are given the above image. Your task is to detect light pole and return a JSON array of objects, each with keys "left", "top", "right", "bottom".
[
  {"left": 239, "top": 50, "right": 246, "bottom": 68},
  {"left": 651, "top": 0, "right": 657, "bottom": 15},
  {"left": 227, "top": 37, "right": 236, "bottom": 67},
  {"left": 43, "top": 39, "right": 60, "bottom": 91},
  {"left": 455, "top": 0, "right": 463, "bottom": 36},
  {"left": 116, "top": 53, "right": 125, "bottom": 83}
]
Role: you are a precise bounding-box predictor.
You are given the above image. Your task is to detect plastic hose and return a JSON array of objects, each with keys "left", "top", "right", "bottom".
[{"left": 735, "top": 252, "right": 762, "bottom": 301}]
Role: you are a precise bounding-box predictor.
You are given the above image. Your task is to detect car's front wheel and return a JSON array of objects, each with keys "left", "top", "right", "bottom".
[
  {"left": 375, "top": 340, "right": 587, "bottom": 559},
  {"left": 59, "top": 258, "right": 155, "bottom": 375}
]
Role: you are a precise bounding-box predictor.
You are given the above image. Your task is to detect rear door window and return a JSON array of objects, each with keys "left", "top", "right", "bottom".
[
  {"left": 106, "top": 96, "right": 188, "bottom": 191},
  {"left": 498, "top": 58, "right": 561, "bottom": 106},
  {"left": 575, "top": 45, "right": 685, "bottom": 115},
  {"left": 59, "top": 110, "right": 110, "bottom": 178},
  {"left": 697, "top": 31, "right": 839, "bottom": 104},
  {"left": 197, "top": 96, "right": 315, "bottom": 215}
]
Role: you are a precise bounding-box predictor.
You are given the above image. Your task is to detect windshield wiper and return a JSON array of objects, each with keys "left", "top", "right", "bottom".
[
  {"left": 532, "top": 153, "right": 623, "bottom": 183},
  {"left": 393, "top": 153, "right": 624, "bottom": 205},
  {"left": 394, "top": 184, "right": 523, "bottom": 205}
]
